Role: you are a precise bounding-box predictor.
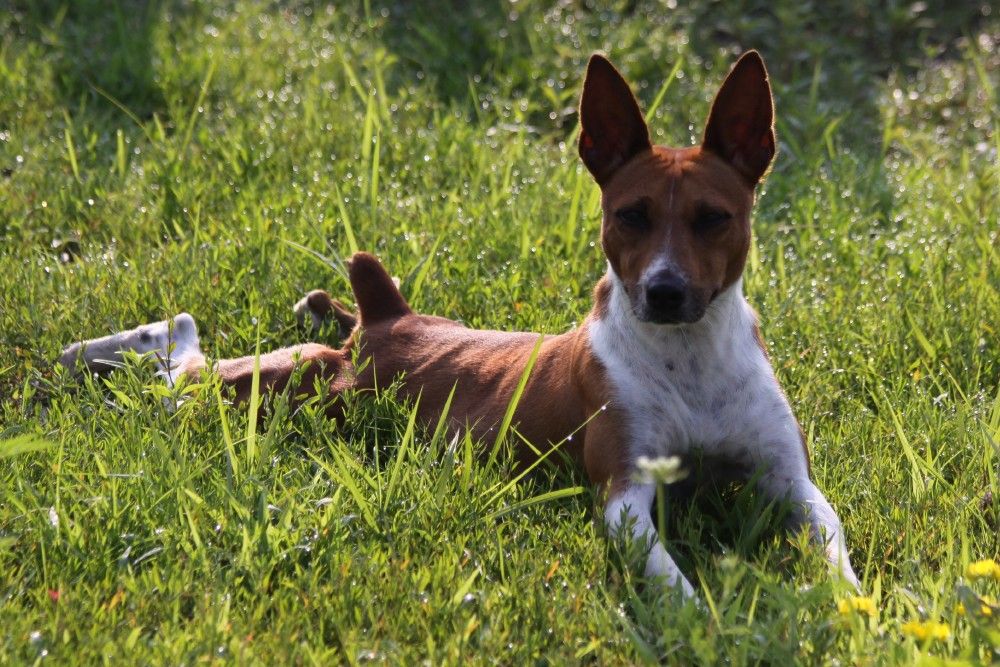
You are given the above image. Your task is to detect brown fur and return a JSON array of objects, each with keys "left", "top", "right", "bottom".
[
  {"left": 304, "top": 289, "right": 358, "bottom": 334},
  {"left": 345, "top": 273, "right": 589, "bottom": 464},
  {"left": 183, "top": 344, "right": 352, "bottom": 420}
]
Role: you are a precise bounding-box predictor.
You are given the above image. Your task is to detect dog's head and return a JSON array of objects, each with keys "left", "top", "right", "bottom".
[{"left": 579, "top": 52, "right": 774, "bottom": 325}]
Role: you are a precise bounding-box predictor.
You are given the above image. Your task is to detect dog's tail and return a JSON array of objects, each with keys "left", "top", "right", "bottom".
[{"left": 348, "top": 252, "right": 412, "bottom": 325}]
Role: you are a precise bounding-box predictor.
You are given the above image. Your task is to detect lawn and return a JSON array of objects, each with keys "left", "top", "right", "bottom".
[{"left": 1, "top": 1, "right": 998, "bottom": 663}]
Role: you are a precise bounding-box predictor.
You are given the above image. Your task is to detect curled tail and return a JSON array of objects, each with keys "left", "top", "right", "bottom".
[{"left": 348, "top": 252, "right": 412, "bottom": 325}]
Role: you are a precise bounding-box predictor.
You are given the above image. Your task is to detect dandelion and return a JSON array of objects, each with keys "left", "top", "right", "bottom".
[
  {"left": 966, "top": 559, "right": 1000, "bottom": 580},
  {"left": 633, "top": 455, "right": 687, "bottom": 485},
  {"left": 837, "top": 595, "right": 877, "bottom": 617},
  {"left": 901, "top": 620, "right": 950, "bottom": 641}
]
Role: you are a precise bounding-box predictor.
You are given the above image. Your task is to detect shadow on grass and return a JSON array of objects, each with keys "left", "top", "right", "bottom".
[
  {"left": 369, "top": 0, "right": 988, "bottom": 150},
  {"left": 7, "top": 1, "right": 988, "bottom": 162},
  {"left": 6, "top": 0, "right": 169, "bottom": 119}
]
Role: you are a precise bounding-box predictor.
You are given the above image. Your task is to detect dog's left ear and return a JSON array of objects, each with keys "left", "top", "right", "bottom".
[
  {"left": 702, "top": 51, "right": 775, "bottom": 185},
  {"left": 578, "top": 54, "right": 652, "bottom": 185}
]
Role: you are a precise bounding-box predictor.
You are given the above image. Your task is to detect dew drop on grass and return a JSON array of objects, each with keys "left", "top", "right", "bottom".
[{"left": 118, "top": 546, "right": 132, "bottom": 565}]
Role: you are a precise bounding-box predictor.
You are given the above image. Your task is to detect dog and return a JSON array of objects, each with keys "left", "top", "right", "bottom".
[{"left": 59, "top": 51, "right": 860, "bottom": 597}]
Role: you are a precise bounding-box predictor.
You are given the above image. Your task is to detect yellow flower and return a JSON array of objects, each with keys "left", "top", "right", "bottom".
[
  {"left": 966, "top": 559, "right": 1000, "bottom": 580},
  {"left": 901, "top": 620, "right": 950, "bottom": 641},
  {"left": 838, "top": 596, "right": 877, "bottom": 617},
  {"left": 958, "top": 597, "right": 997, "bottom": 617}
]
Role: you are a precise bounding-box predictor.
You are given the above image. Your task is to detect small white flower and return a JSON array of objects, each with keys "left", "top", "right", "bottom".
[
  {"left": 47, "top": 506, "right": 59, "bottom": 528},
  {"left": 633, "top": 455, "right": 687, "bottom": 485}
]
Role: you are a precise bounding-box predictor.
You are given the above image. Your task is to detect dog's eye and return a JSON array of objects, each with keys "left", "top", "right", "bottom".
[
  {"left": 694, "top": 209, "right": 732, "bottom": 232},
  {"left": 616, "top": 206, "right": 650, "bottom": 231}
]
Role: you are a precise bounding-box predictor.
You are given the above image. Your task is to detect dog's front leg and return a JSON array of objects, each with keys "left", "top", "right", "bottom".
[
  {"left": 604, "top": 482, "right": 696, "bottom": 597},
  {"left": 756, "top": 459, "right": 861, "bottom": 589},
  {"left": 583, "top": 407, "right": 696, "bottom": 597}
]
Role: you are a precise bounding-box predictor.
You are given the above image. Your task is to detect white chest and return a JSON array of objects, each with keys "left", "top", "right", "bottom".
[{"left": 588, "top": 275, "right": 798, "bottom": 468}]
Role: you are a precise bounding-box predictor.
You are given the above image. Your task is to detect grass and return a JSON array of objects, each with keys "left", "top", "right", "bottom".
[{"left": 1, "top": 0, "right": 998, "bottom": 663}]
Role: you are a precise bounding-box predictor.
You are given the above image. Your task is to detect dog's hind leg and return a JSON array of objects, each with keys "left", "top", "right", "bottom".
[
  {"left": 59, "top": 313, "right": 205, "bottom": 387},
  {"left": 60, "top": 314, "right": 353, "bottom": 416},
  {"left": 213, "top": 344, "right": 352, "bottom": 415}
]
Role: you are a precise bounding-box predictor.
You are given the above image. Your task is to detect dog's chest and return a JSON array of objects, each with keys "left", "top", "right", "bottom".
[
  {"left": 599, "top": 332, "right": 754, "bottom": 454},
  {"left": 587, "top": 286, "right": 787, "bottom": 465}
]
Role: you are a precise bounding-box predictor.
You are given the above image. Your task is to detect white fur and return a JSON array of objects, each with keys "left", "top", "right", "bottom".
[
  {"left": 589, "top": 269, "right": 858, "bottom": 593},
  {"left": 60, "top": 313, "right": 204, "bottom": 387}
]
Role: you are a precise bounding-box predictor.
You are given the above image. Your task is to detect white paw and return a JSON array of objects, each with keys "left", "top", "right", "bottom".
[
  {"left": 831, "top": 554, "right": 862, "bottom": 591},
  {"left": 58, "top": 342, "right": 83, "bottom": 369},
  {"left": 168, "top": 313, "right": 200, "bottom": 358},
  {"left": 59, "top": 313, "right": 202, "bottom": 382},
  {"left": 645, "top": 544, "right": 696, "bottom": 598}
]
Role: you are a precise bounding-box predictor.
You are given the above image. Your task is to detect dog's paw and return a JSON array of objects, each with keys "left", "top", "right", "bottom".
[
  {"left": 58, "top": 342, "right": 84, "bottom": 370},
  {"left": 58, "top": 313, "right": 202, "bottom": 378},
  {"left": 294, "top": 289, "right": 357, "bottom": 335},
  {"left": 294, "top": 290, "right": 330, "bottom": 330}
]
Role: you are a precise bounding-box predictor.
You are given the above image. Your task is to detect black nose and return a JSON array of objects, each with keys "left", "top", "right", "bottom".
[{"left": 645, "top": 273, "right": 687, "bottom": 320}]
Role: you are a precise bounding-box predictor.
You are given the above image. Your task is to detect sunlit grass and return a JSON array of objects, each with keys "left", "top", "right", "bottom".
[{"left": 1, "top": 1, "right": 998, "bottom": 663}]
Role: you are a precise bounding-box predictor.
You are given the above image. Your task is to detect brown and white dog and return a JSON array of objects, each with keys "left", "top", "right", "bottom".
[{"left": 59, "top": 51, "right": 859, "bottom": 597}]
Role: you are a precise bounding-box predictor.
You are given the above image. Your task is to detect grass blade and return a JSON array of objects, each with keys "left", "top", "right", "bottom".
[
  {"left": 486, "top": 335, "right": 544, "bottom": 470},
  {"left": 384, "top": 395, "right": 419, "bottom": 504},
  {"left": 644, "top": 55, "right": 684, "bottom": 121},
  {"left": 214, "top": 382, "right": 239, "bottom": 485},
  {"left": 284, "top": 239, "right": 348, "bottom": 281},
  {"left": 333, "top": 182, "right": 360, "bottom": 255},
  {"left": 62, "top": 111, "right": 80, "bottom": 183},
  {"left": 0, "top": 434, "right": 53, "bottom": 459},
  {"left": 245, "top": 320, "right": 262, "bottom": 467}
]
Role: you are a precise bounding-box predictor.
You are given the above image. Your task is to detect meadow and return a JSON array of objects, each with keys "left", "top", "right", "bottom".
[{"left": 1, "top": 1, "right": 998, "bottom": 663}]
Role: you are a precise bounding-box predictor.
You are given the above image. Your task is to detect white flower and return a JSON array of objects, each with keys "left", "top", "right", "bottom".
[{"left": 632, "top": 455, "right": 687, "bottom": 485}]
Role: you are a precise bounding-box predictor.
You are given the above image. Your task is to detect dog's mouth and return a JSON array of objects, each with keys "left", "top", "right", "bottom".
[
  {"left": 637, "top": 307, "right": 707, "bottom": 326},
  {"left": 625, "top": 283, "right": 710, "bottom": 326}
]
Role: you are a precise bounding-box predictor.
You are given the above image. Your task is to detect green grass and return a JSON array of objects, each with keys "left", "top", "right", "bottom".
[{"left": 1, "top": 0, "right": 999, "bottom": 663}]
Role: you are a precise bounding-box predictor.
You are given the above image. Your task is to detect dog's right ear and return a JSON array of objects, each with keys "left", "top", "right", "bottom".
[{"left": 578, "top": 54, "right": 651, "bottom": 186}]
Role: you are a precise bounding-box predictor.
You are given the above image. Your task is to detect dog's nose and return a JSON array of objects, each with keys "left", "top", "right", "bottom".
[{"left": 645, "top": 273, "right": 687, "bottom": 321}]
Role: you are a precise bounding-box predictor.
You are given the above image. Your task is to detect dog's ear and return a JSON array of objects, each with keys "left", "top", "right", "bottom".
[
  {"left": 578, "top": 54, "right": 651, "bottom": 185},
  {"left": 702, "top": 51, "right": 775, "bottom": 185}
]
